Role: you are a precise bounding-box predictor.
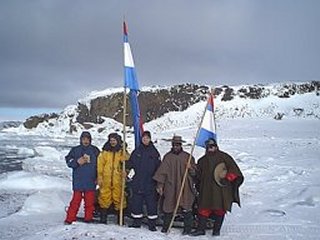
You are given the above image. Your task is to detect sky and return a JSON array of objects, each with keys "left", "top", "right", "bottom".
[{"left": 0, "top": 0, "right": 319, "bottom": 120}]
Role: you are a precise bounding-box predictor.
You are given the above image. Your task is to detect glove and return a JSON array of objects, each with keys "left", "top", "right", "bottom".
[{"left": 156, "top": 186, "right": 163, "bottom": 196}]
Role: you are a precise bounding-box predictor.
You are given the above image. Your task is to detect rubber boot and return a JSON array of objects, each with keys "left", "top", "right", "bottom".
[
  {"left": 129, "top": 218, "right": 142, "bottom": 228},
  {"left": 161, "top": 213, "right": 172, "bottom": 233},
  {"left": 148, "top": 219, "right": 157, "bottom": 231},
  {"left": 212, "top": 215, "right": 224, "bottom": 236},
  {"left": 190, "top": 216, "right": 207, "bottom": 236},
  {"left": 99, "top": 208, "right": 108, "bottom": 224},
  {"left": 115, "top": 210, "right": 125, "bottom": 225},
  {"left": 182, "top": 211, "right": 193, "bottom": 235}
]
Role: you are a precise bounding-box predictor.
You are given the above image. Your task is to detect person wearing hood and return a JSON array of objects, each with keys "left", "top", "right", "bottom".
[
  {"left": 97, "top": 133, "right": 129, "bottom": 224},
  {"left": 153, "top": 135, "right": 197, "bottom": 235},
  {"left": 126, "top": 131, "right": 161, "bottom": 231},
  {"left": 64, "top": 131, "right": 100, "bottom": 224},
  {"left": 191, "top": 138, "right": 244, "bottom": 237}
]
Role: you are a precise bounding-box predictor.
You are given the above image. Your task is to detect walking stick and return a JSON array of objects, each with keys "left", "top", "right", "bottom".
[
  {"left": 119, "top": 86, "right": 127, "bottom": 226},
  {"left": 167, "top": 89, "right": 214, "bottom": 233}
]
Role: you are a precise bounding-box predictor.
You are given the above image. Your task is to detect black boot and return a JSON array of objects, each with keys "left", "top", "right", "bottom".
[
  {"left": 148, "top": 219, "right": 157, "bottom": 231},
  {"left": 129, "top": 218, "right": 142, "bottom": 228},
  {"left": 190, "top": 216, "right": 207, "bottom": 236},
  {"left": 182, "top": 211, "right": 193, "bottom": 235},
  {"left": 161, "top": 213, "right": 172, "bottom": 233},
  {"left": 99, "top": 208, "right": 108, "bottom": 224},
  {"left": 115, "top": 210, "right": 125, "bottom": 225},
  {"left": 212, "top": 215, "right": 224, "bottom": 236}
]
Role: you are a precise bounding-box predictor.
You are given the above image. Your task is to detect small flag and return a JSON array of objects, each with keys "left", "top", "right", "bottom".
[
  {"left": 123, "top": 21, "right": 144, "bottom": 148},
  {"left": 195, "top": 92, "right": 217, "bottom": 148}
]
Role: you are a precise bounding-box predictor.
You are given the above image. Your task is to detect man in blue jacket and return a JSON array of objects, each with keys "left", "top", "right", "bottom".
[
  {"left": 127, "top": 131, "right": 161, "bottom": 231},
  {"left": 64, "top": 131, "right": 100, "bottom": 224}
]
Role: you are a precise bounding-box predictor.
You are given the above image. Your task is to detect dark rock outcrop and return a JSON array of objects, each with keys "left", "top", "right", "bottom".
[
  {"left": 23, "top": 113, "right": 59, "bottom": 129},
  {"left": 0, "top": 121, "right": 22, "bottom": 130},
  {"left": 23, "top": 81, "right": 320, "bottom": 129},
  {"left": 76, "top": 84, "right": 210, "bottom": 125}
]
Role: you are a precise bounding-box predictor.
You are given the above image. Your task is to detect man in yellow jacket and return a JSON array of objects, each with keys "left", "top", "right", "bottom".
[{"left": 98, "top": 133, "right": 129, "bottom": 224}]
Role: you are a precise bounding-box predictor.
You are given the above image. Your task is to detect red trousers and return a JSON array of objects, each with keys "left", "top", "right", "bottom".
[
  {"left": 198, "top": 208, "right": 226, "bottom": 217},
  {"left": 65, "top": 191, "right": 95, "bottom": 223}
]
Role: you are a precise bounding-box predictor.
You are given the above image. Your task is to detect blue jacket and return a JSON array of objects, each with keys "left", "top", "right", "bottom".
[
  {"left": 127, "top": 142, "right": 161, "bottom": 193},
  {"left": 65, "top": 132, "right": 100, "bottom": 191}
]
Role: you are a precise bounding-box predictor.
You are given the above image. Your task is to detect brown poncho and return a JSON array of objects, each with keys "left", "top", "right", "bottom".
[{"left": 153, "top": 150, "right": 196, "bottom": 213}]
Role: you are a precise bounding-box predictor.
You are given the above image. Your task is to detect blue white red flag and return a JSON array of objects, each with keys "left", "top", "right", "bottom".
[
  {"left": 123, "top": 21, "right": 144, "bottom": 148},
  {"left": 195, "top": 92, "right": 217, "bottom": 148}
]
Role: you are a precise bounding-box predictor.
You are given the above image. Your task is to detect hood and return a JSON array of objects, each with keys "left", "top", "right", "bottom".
[
  {"left": 102, "top": 133, "right": 123, "bottom": 152},
  {"left": 80, "top": 131, "right": 92, "bottom": 145}
]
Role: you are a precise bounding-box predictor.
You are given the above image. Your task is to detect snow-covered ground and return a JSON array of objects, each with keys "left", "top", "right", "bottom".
[{"left": 0, "top": 117, "right": 319, "bottom": 240}]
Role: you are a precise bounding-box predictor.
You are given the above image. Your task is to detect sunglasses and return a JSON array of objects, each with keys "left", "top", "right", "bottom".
[
  {"left": 208, "top": 144, "right": 217, "bottom": 148},
  {"left": 172, "top": 143, "right": 182, "bottom": 147}
]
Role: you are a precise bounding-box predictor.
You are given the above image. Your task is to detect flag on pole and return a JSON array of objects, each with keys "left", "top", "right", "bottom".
[
  {"left": 123, "top": 21, "right": 144, "bottom": 148},
  {"left": 195, "top": 92, "right": 217, "bottom": 148}
]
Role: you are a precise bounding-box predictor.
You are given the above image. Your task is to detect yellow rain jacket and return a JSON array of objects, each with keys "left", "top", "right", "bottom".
[{"left": 97, "top": 149, "right": 129, "bottom": 210}]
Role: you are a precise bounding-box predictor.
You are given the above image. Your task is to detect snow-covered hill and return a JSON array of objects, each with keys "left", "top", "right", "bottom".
[{"left": 4, "top": 81, "right": 319, "bottom": 141}]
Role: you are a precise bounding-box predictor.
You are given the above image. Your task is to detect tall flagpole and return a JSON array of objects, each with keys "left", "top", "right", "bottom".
[
  {"left": 167, "top": 88, "right": 215, "bottom": 233},
  {"left": 119, "top": 20, "right": 127, "bottom": 226}
]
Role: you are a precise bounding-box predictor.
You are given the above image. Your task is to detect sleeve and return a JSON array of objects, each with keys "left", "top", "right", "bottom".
[
  {"left": 97, "top": 152, "right": 106, "bottom": 179},
  {"left": 94, "top": 146, "right": 100, "bottom": 158},
  {"left": 155, "top": 149, "right": 161, "bottom": 169},
  {"left": 126, "top": 150, "right": 136, "bottom": 170},
  {"left": 65, "top": 148, "right": 79, "bottom": 169},
  {"left": 122, "top": 150, "right": 130, "bottom": 162},
  {"left": 153, "top": 155, "right": 169, "bottom": 184}
]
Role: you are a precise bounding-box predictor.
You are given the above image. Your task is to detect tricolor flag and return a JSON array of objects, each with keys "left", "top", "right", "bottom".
[
  {"left": 195, "top": 92, "right": 217, "bottom": 148},
  {"left": 123, "top": 21, "right": 144, "bottom": 148}
]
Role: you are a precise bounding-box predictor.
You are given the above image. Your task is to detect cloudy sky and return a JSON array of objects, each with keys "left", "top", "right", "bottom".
[{"left": 0, "top": 0, "right": 319, "bottom": 120}]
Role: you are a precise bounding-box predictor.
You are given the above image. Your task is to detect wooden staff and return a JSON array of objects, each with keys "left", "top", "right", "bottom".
[
  {"left": 119, "top": 86, "right": 127, "bottom": 226},
  {"left": 167, "top": 88, "right": 214, "bottom": 233}
]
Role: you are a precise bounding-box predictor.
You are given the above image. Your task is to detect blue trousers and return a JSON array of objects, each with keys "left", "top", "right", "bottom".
[{"left": 130, "top": 191, "right": 158, "bottom": 219}]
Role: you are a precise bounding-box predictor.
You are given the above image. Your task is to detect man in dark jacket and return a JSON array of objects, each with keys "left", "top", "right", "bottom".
[
  {"left": 126, "top": 131, "right": 161, "bottom": 231},
  {"left": 153, "top": 135, "right": 197, "bottom": 235},
  {"left": 191, "top": 138, "right": 244, "bottom": 236},
  {"left": 64, "top": 131, "right": 100, "bottom": 224}
]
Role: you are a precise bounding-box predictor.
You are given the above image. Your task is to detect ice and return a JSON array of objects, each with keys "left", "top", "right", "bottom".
[
  {"left": 0, "top": 171, "right": 69, "bottom": 191},
  {"left": 1, "top": 116, "right": 320, "bottom": 239},
  {"left": 17, "top": 147, "right": 35, "bottom": 157}
]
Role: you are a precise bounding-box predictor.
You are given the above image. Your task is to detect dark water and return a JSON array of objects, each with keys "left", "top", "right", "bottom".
[
  {"left": 0, "top": 147, "right": 25, "bottom": 174},
  {"left": 0, "top": 133, "right": 77, "bottom": 174}
]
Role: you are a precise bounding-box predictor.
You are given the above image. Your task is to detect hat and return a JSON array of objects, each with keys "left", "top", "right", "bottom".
[
  {"left": 213, "top": 162, "right": 228, "bottom": 187},
  {"left": 142, "top": 131, "right": 151, "bottom": 139},
  {"left": 171, "top": 135, "right": 186, "bottom": 144},
  {"left": 80, "top": 131, "right": 92, "bottom": 144},
  {"left": 108, "top": 133, "right": 122, "bottom": 143},
  {"left": 205, "top": 138, "right": 217, "bottom": 147}
]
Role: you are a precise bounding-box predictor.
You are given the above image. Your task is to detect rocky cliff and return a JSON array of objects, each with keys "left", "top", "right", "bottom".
[{"left": 23, "top": 81, "right": 320, "bottom": 129}]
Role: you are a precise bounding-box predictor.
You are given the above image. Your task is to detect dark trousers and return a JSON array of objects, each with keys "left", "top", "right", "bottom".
[
  {"left": 130, "top": 191, "right": 158, "bottom": 219},
  {"left": 65, "top": 190, "right": 95, "bottom": 222}
]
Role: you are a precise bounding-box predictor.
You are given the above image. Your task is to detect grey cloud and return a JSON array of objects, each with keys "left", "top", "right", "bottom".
[{"left": 0, "top": 0, "right": 319, "bottom": 108}]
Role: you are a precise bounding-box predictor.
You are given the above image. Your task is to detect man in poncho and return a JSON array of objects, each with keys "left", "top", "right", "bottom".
[
  {"left": 153, "top": 135, "right": 197, "bottom": 235},
  {"left": 191, "top": 138, "right": 244, "bottom": 237}
]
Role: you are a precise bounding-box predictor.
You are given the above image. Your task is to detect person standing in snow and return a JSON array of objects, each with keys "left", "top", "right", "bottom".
[
  {"left": 153, "top": 135, "right": 197, "bottom": 235},
  {"left": 64, "top": 131, "right": 100, "bottom": 224},
  {"left": 126, "top": 131, "right": 161, "bottom": 231},
  {"left": 191, "top": 138, "right": 244, "bottom": 237},
  {"left": 97, "top": 133, "right": 129, "bottom": 224}
]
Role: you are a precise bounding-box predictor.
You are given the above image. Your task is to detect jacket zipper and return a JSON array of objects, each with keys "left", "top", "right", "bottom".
[{"left": 111, "top": 152, "right": 115, "bottom": 189}]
